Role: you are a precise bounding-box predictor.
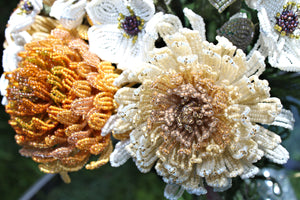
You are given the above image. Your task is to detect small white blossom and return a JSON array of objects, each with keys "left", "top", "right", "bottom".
[
  {"left": 246, "top": 0, "right": 300, "bottom": 71},
  {"left": 86, "top": 0, "right": 157, "bottom": 69}
]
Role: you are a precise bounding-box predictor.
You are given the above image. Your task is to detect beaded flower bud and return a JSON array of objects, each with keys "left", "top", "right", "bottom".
[
  {"left": 4, "top": 28, "right": 118, "bottom": 182},
  {"left": 110, "top": 28, "right": 293, "bottom": 199}
]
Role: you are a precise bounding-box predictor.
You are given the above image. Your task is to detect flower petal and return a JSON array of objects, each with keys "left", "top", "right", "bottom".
[
  {"left": 130, "top": 0, "right": 155, "bottom": 22},
  {"left": 183, "top": 8, "right": 206, "bottom": 40},
  {"left": 50, "top": 0, "right": 86, "bottom": 29},
  {"left": 110, "top": 140, "right": 131, "bottom": 167},
  {"left": 88, "top": 25, "right": 130, "bottom": 63},
  {"left": 164, "top": 184, "right": 185, "bottom": 200},
  {"left": 264, "top": 145, "right": 289, "bottom": 164},
  {"left": 86, "top": 0, "right": 129, "bottom": 25}
]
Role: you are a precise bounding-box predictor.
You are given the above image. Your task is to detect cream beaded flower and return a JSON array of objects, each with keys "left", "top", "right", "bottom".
[
  {"left": 246, "top": 0, "right": 300, "bottom": 71},
  {"left": 86, "top": 0, "right": 157, "bottom": 69},
  {"left": 109, "top": 10, "right": 294, "bottom": 199}
]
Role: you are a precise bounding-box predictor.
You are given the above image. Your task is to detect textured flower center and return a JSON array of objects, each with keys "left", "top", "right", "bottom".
[
  {"left": 122, "top": 15, "right": 142, "bottom": 36},
  {"left": 118, "top": 6, "right": 144, "bottom": 43},
  {"left": 149, "top": 73, "right": 233, "bottom": 155},
  {"left": 275, "top": 2, "right": 300, "bottom": 38},
  {"left": 20, "top": 0, "right": 34, "bottom": 14}
]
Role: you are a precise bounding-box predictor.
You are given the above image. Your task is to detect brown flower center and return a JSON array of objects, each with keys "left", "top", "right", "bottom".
[{"left": 149, "top": 72, "right": 233, "bottom": 155}]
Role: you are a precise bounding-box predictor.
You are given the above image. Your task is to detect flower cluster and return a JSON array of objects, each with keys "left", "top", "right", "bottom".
[{"left": 1, "top": 0, "right": 297, "bottom": 199}]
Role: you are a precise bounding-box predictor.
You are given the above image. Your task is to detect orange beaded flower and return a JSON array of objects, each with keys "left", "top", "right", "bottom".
[{"left": 4, "top": 28, "right": 118, "bottom": 182}]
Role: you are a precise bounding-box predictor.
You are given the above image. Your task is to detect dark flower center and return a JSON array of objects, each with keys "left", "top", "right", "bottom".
[
  {"left": 276, "top": 10, "right": 298, "bottom": 34},
  {"left": 275, "top": 2, "right": 300, "bottom": 38},
  {"left": 20, "top": 0, "right": 34, "bottom": 14},
  {"left": 122, "top": 15, "right": 142, "bottom": 36},
  {"left": 149, "top": 73, "right": 233, "bottom": 155}
]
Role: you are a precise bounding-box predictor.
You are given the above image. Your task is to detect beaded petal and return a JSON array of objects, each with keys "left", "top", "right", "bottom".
[
  {"left": 4, "top": 28, "right": 119, "bottom": 181},
  {"left": 110, "top": 9, "right": 294, "bottom": 200},
  {"left": 50, "top": 0, "right": 87, "bottom": 30},
  {"left": 208, "top": 0, "right": 237, "bottom": 13}
]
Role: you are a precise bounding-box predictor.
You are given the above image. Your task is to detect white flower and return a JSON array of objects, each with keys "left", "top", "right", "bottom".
[
  {"left": 86, "top": 0, "right": 156, "bottom": 69},
  {"left": 109, "top": 9, "right": 294, "bottom": 200},
  {"left": 50, "top": 0, "right": 87, "bottom": 30},
  {"left": 246, "top": 0, "right": 300, "bottom": 71},
  {"left": 5, "top": 0, "right": 42, "bottom": 45}
]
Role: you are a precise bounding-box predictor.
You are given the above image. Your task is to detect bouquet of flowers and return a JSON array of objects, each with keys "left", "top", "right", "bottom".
[{"left": 1, "top": 0, "right": 299, "bottom": 199}]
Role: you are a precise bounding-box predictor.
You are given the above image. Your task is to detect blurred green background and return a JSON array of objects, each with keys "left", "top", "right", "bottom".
[{"left": 0, "top": 0, "right": 300, "bottom": 200}]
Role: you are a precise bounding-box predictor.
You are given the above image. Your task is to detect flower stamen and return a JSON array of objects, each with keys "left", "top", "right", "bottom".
[
  {"left": 118, "top": 6, "right": 144, "bottom": 43},
  {"left": 19, "top": 0, "right": 34, "bottom": 15},
  {"left": 274, "top": 1, "right": 300, "bottom": 39}
]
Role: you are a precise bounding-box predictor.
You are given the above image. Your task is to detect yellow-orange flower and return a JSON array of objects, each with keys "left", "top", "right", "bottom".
[{"left": 4, "top": 28, "right": 118, "bottom": 182}]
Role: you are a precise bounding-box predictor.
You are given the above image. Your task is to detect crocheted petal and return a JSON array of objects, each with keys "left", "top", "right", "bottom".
[
  {"left": 164, "top": 184, "right": 185, "bottom": 200},
  {"left": 88, "top": 25, "right": 130, "bottom": 64},
  {"left": 110, "top": 140, "right": 131, "bottom": 167},
  {"left": 130, "top": 0, "right": 155, "bottom": 21},
  {"left": 86, "top": 0, "right": 129, "bottom": 25},
  {"left": 183, "top": 8, "right": 206, "bottom": 41},
  {"left": 50, "top": 0, "right": 86, "bottom": 29}
]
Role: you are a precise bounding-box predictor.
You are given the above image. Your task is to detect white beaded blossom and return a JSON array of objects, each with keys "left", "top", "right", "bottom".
[
  {"left": 5, "top": 0, "right": 43, "bottom": 45},
  {"left": 86, "top": 0, "right": 158, "bottom": 69},
  {"left": 1, "top": 0, "right": 43, "bottom": 105},
  {"left": 246, "top": 0, "right": 300, "bottom": 71},
  {"left": 109, "top": 9, "right": 294, "bottom": 200}
]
